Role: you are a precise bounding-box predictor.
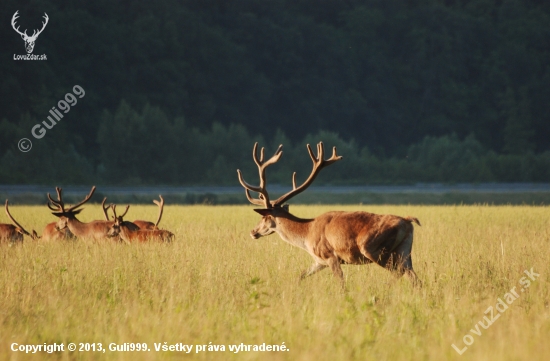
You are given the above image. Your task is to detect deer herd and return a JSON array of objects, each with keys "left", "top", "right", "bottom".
[
  {"left": 1, "top": 142, "right": 421, "bottom": 287},
  {"left": 0, "top": 186, "right": 173, "bottom": 245}
]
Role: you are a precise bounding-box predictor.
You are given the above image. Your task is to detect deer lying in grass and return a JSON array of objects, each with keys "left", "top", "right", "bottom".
[
  {"left": 237, "top": 142, "right": 421, "bottom": 288},
  {"left": 1, "top": 200, "right": 39, "bottom": 243},
  {"left": 106, "top": 205, "right": 174, "bottom": 243},
  {"left": 49, "top": 186, "right": 137, "bottom": 240},
  {"left": 101, "top": 196, "right": 165, "bottom": 230}
]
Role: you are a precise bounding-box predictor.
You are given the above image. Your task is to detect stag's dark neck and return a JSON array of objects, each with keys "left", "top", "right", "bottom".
[
  {"left": 118, "top": 224, "right": 134, "bottom": 243},
  {"left": 66, "top": 217, "right": 88, "bottom": 236}
]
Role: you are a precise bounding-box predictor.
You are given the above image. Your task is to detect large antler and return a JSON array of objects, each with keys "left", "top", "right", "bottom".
[
  {"left": 153, "top": 195, "right": 164, "bottom": 227},
  {"left": 32, "top": 13, "right": 49, "bottom": 38},
  {"left": 5, "top": 200, "right": 32, "bottom": 237},
  {"left": 11, "top": 11, "right": 26, "bottom": 37},
  {"left": 271, "top": 142, "right": 342, "bottom": 206},
  {"left": 237, "top": 143, "right": 283, "bottom": 208},
  {"left": 48, "top": 186, "right": 96, "bottom": 214},
  {"left": 47, "top": 187, "right": 65, "bottom": 212},
  {"left": 101, "top": 197, "right": 129, "bottom": 220},
  {"left": 11, "top": 11, "right": 48, "bottom": 39},
  {"left": 65, "top": 186, "right": 96, "bottom": 213},
  {"left": 110, "top": 203, "right": 130, "bottom": 220}
]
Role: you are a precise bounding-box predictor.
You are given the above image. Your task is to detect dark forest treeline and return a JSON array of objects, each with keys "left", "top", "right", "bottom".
[
  {"left": 1, "top": 0, "right": 549, "bottom": 185},
  {"left": 2, "top": 102, "right": 550, "bottom": 185}
]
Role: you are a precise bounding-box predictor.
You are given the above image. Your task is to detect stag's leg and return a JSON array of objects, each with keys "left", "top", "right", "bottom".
[
  {"left": 390, "top": 233, "right": 421, "bottom": 288},
  {"left": 360, "top": 230, "right": 421, "bottom": 288},
  {"left": 300, "top": 262, "right": 327, "bottom": 281},
  {"left": 326, "top": 256, "right": 345, "bottom": 290}
]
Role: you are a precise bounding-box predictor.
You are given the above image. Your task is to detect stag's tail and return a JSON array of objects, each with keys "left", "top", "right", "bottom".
[{"left": 404, "top": 216, "right": 421, "bottom": 226}]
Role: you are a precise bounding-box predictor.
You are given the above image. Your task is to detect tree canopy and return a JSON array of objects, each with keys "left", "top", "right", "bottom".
[{"left": 1, "top": 0, "right": 549, "bottom": 185}]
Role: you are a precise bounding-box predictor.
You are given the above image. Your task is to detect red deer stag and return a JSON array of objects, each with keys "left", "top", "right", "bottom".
[
  {"left": 106, "top": 205, "right": 174, "bottom": 243},
  {"left": 48, "top": 186, "right": 124, "bottom": 240},
  {"left": 237, "top": 142, "right": 421, "bottom": 288},
  {"left": 1, "top": 200, "right": 39, "bottom": 243},
  {"left": 102, "top": 196, "right": 165, "bottom": 230}
]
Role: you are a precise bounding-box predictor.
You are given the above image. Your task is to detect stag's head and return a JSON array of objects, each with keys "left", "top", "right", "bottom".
[
  {"left": 106, "top": 204, "right": 130, "bottom": 238},
  {"left": 249, "top": 205, "right": 290, "bottom": 239},
  {"left": 106, "top": 217, "right": 122, "bottom": 238},
  {"left": 237, "top": 142, "right": 342, "bottom": 239},
  {"left": 11, "top": 11, "right": 49, "bottom": 54}
]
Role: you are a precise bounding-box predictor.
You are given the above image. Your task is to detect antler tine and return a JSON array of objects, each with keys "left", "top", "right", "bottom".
[
  {"left": 237, "top": 143, "right": 283, "bottom": 209},
  {"left": 306, "top": 144, "right": 317, "bottom": 162},
  {"left": 47, "top": 202, "right": 59, "bottom": 211},
  {"left": 252, "top": 143, "right": 262, "bottom": 167},
  {"left": 47, "top": 187, "right": 65, "bottom": 212},
  {"left": 47, "top": 194, "right": 60, "bottom": 207},
  {"left": 326, "top": 146, "right": 341, "bottom": 164},
  {"left": 237, "top": 170, "right": 263, "bottom": 193},
  {"left": 5, "top": 200, "right": 31, "bottom": 237},
  {"left": 101, "top": 197, "right": 110, "bottom": 220},
  {"left": 11, "top": 11, "right": 27, "bottom": 37},
  {"left": 47, "top": 191, "right": 60, "bottom": 207},
  {"left": 152, "top": 195, "right": 164, "bottom": 228},
  {"left": 110, "top": 204, "right": 118, "bottom": 220},
  {"left": 243, "top": 188, "right": 266, "bottom": 207},
  {"left": 65, "top": 186, "right": 96, "bottom": 213},
  {"left": 120, "top": 205, "right": 130, "bottom": 218},
  {"left": 272, "top": 142, "right": 343, "bottom": 206}
]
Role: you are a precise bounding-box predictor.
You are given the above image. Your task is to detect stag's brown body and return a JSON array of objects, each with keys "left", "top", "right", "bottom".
[
  {"left": 238, "top": 142, "right": 421, "bottom": 287},
  {"left": 0, "top": 223, "right": 23, "bottom": 243},
  {"left": 132, "top": 220, "right": 157, "bottom": 230},
  {"left": 252, "top": 209, "right": 420, "bottom": 283},
  {"left": 57, "top": 218, "right": 115, "bottom": 240},
  {"left": 115, "top": 226, "right": 173, "bottom": 243}
]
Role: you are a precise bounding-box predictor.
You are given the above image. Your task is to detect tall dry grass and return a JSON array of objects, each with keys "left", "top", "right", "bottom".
[{"left": 1, "top": 205, "right": 549, "bottom": 360}]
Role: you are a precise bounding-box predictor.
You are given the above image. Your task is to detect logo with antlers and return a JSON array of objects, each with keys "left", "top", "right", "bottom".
[{"left": 11, "top": 10, "right": 49, "bottom": 54}]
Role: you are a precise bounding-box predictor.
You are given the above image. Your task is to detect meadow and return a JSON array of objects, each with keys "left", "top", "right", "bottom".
[{"left": 1, "top": 204, "right": 549, "bottom": 360}]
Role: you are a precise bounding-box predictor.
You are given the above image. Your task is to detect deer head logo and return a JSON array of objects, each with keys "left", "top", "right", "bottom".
[{"left": 11, "top": 11, "right": 49, "bottom": 54}]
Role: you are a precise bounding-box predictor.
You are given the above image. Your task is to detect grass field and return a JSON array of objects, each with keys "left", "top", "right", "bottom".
[{"left": 1, "top": 204, "right": 549, "bottom": 360}]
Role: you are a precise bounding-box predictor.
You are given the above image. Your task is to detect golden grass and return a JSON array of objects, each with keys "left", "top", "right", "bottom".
[{"left": 1, "top": 205, "right": 549, "bottom": 360}]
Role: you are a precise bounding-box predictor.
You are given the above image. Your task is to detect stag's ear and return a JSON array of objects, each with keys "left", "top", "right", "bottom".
[
  {"left": 51, "top": 209, "right": 82, "bottom": 217},
  {"left": 282, "top": 204, "right": 289, "bottom": 212},
  {"left": 253, "top": 208, "right": 273, "bottom": 216}
]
